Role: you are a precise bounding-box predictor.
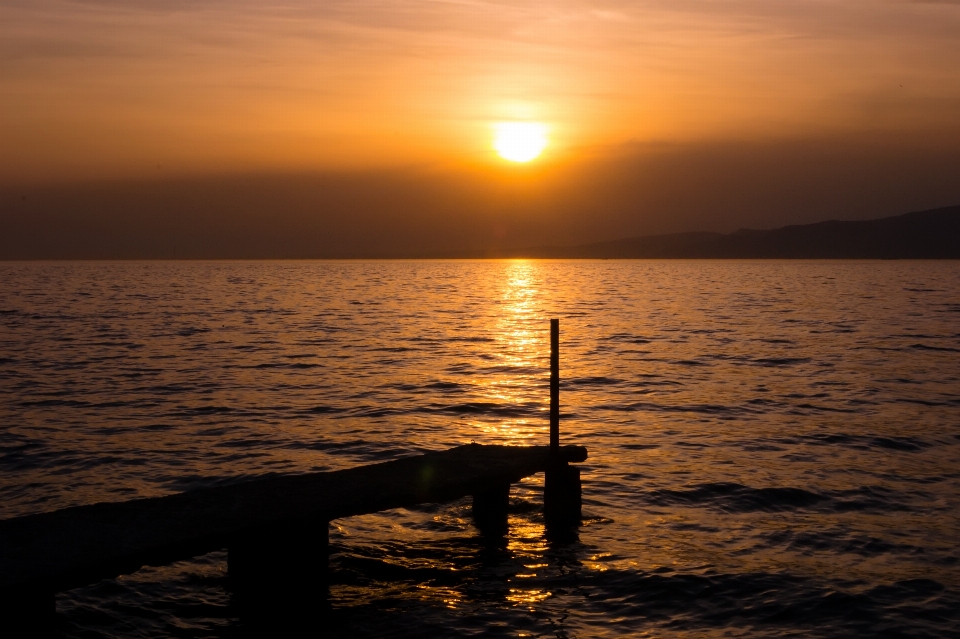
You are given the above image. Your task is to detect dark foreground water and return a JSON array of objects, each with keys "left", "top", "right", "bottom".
[{"left": 1, "top": 260, "right": 959, "bottom": 638}]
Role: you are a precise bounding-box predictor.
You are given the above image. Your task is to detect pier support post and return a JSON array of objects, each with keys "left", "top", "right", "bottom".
[
  {"left": 472, "top": 482, "right": 510, "bottom": 538},
  {"left": 550, "top": 318, "right": 560, "bottom": 452},
  {"left": 229, "top": 515, "right": 329, "bottom": 626},
  {"left": 0, "top": 587, "right": 56, "bottom": 638},
  {"left": 544, "top": 462, "right": 582, "bottom": 535}
]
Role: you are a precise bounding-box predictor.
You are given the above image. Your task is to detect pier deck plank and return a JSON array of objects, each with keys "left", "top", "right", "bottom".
[{"left": 0, "top": 443, "right": 586, "bottom": 595}]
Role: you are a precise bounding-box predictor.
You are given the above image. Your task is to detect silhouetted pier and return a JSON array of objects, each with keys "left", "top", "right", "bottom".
[
  {"left": 1, "top": 444, "right": 585, "bottom": 626},
  {"left": 1, "top": 319, "right": 585, "bottom": 633}
]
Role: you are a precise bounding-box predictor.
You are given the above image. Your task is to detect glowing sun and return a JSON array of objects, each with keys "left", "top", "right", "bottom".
[{"left": 493, "top": 122, "right": 547, "bottom": 162}]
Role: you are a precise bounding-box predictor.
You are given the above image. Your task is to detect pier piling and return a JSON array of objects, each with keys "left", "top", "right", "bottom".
[
  {"left": 472, "top": 482, "right": 510, "bottom": 538},
  {"left": 0, "top": 587, "right": 56, "bottom": 637},
  {"left": 228, "top": 515, "right": 330, "bottom": 627}
]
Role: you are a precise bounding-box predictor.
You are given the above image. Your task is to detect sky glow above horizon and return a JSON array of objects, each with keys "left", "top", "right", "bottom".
[
  {"left": 2, "top": 0, "right": 959, "bottom": 184},
  {"left": 3, "top": 0, "right": 960, "bottom": 258}
]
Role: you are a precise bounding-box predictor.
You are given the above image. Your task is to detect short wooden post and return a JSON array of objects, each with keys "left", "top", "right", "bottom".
[
  {"left": 229, "top": 515, "right": 329, "bottom": 625},
  {"left": 0, "top": 587, "right": 56, "bottom": 638},
  {"left": 472, "top": 482, "right": 510, "bottom": 538},
  {"left": 544, "top": 462, "right": 582, "bottom": 532}
]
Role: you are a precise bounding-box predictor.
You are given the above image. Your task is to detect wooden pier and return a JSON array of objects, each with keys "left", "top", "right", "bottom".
[
  {"left": 1, "top": 443, "right": 585, "bottom": 629},
  {"left": 0, "top": 319, "right": 585, "bottom": 634}
]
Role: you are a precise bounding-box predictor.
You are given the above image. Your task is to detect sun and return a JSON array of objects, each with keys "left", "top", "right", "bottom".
[{"left": 493, "top": 122, "right": 548, "bottom": 163}]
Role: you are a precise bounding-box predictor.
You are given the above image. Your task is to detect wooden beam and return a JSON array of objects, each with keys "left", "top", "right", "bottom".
[{"left": 0, "top": 444, "right": 586, "bottom": 597}]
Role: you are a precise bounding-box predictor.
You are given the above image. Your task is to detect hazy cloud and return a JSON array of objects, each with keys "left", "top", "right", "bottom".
[{"left": 4, "top": 135, "right": 959, "bottom": 258}]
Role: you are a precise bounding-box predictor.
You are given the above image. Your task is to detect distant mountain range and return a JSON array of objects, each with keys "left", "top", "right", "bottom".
[{"left": 515, "top": 205, "right": 960, "bottom": 259}]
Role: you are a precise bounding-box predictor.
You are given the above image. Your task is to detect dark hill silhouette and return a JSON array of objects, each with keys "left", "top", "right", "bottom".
[{"left": 520, "top": 205, "right": 960, "bottom": 259}]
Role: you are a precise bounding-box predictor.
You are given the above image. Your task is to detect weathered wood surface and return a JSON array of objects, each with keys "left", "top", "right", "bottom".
[{"left": 0, "top": 443, "right": 586, "bottom": 595}]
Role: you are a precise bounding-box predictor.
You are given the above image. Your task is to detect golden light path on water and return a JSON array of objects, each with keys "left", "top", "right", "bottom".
[
  {"left": 395, "top": 261, "right": 554, "bottom": 612},
  {"left": 480, "top": 261, "right": 542, "bottom": 443}
]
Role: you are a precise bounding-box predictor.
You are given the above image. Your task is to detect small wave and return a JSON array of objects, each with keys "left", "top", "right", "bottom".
[
  {"left": 801, "top": 433, "right": 931, "bottom": 452},
  {"left": 17, "top": 398, "right": 91, "bottom": 408},
  {"left": 480, "top": 365, "right": 544, "bottom": 375},
  {"left": 870, "top": 436, "right": 929, "bottom": 452},
  {"left": 601, "top": 332, "right": 654, "bottom": 344},
  {"left": 423, "top": 381, "right": 463, "bottom": 390},
  {"left": 303, "top": 405, "right": 347, "bottom": 414},
  {"left": 175, "top": 327, "right": 211, "bottom": 337},
  {"left": 829, "top": 485, "right": 913, "bottom": 513},
  {"left": 752, "top": 357, "right": 811, "bottom": 367},
  {"left": 348, "top": 406, "right": 406, "bottom": 418},
  {"left": 180, "top": 405, "right": 237, "bottom": 415},
  {"left": 643, "top": 482, "right": 918, "bottom": 514},
  {"left": 336, "top": 555, "right": 460, "bottom": 585},
  {"left": 910, "top": 343, "right": 960, "bottom": 353},
  {"left": 765, "top": 528, "right": 925, "bottom": 557},
  {"left": 596, "top": 401, "right": 744, "bottom": 416},
  {"left": 250, "top": 362, "right": 324, "bottom": 369},
  {"left": 646, "top": 482, "right": 827, "bottom": 512},
  {"left": 144, "top": 384, "right": 194, "bottom": 394},
  {"left": 426, "top": 401, "right": 540, "bottom": 418},
  {"left": 793, "top": 402, "right": 859, "bottom": 413},
  {"left": 564, "top": 376, "right": 623, "bottom": 387},
  {"left": 674, "top": 359, "right": 708, "bottom": 366},
  {"left": 895, "top": 397, "right": 959, "bottom": 407},
  {"left": 574, "top": 569, "right": 955, "bottom": 634},
  {"left": 287, "top": 438, "right": 371, "bottom": 452}
]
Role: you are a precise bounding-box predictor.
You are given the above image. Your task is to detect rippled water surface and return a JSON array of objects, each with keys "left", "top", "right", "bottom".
[{"left": 2, "top": 260, "right": 959, "bottom": 638}]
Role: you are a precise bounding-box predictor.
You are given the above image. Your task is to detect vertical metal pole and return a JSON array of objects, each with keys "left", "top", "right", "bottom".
[{"left": 550, "top": 318, "right": 559, "bottom": 452}]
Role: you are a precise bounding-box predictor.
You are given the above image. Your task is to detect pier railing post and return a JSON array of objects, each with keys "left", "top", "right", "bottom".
[
  {"left": 550, "top": 318, "right": 559, "bottom": 453},
  {"left": 544, "top": 317, "right": 582, "bottom": 538}
]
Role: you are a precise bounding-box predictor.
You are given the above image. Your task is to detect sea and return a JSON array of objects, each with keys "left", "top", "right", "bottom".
[{"left": 1, "top": 260, "right": 959, "bottom": 638}]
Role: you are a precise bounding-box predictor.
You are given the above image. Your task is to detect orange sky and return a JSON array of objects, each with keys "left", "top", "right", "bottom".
[
  {"left": 3, "top": 1, "right": 960, "bottom": 257},
  {"left": 3, "top": 0, "right": 960, "bottom": 183}
]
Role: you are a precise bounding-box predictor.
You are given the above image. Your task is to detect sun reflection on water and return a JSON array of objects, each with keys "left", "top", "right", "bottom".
[
  {"left": 474, "top": 261, "right": 547, "bottom": 443},
  {"left": 507, "top": 517, "right": 548, "bottom": 555},
  {"left": 506, "top": 588, "right": 552, "bottom": 607}
]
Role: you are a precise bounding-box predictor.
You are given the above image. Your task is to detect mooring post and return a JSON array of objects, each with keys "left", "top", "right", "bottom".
[
  {"left": 544, "top": 317, "right": 582, "bottom": 536},
  {"left": 472, "top": 482, "right": 510, "bottom": 539},
  {"left": 229, "top": 514, "right": 329, "bottom": 625},
  {"left": 0, "top": 587, "right": 56, "bottom": 638}
]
